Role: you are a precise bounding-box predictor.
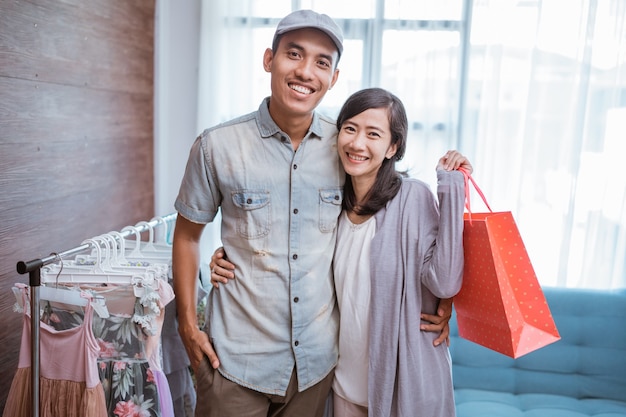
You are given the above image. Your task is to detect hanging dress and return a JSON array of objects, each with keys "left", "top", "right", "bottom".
[
  {"left": 93, "top": 279, "right": 175, "bottom": 417},
  {"left": 3, "top": 284, "right": 107, "bottom": 417},
  {"left": 39, "top": 258, "right": 175, "bottom": 416}
]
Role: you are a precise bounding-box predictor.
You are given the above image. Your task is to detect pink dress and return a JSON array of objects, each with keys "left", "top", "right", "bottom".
[{"left": 3, "top": 284, "right": 107, "bottom": 417}]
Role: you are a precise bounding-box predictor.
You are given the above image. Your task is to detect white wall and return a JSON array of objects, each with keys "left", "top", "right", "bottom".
[
  {"left": 154, "top": 1, "right": 221, "bottom": 285},
  {"left": 154, "top": 0, "right": 202, "bottom": 217}
]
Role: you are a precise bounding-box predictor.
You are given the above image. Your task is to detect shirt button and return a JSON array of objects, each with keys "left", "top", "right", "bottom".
[
  {"left": 246, "top": 198, "right": 252, "bottom": 204},
  {"left": 293, "top": 164, "right": 298, "bottom": 170},
  {"left": 292, "top": 254, "right": 298, "bottom": 260},
  {"left": 293, "top": 208, "right": 298, "bottom": 214},
  {"left": 294, "top": 341, "right": 299, "bottom": 346},
  {"left": 334, "top": 195, "right": 340, "bottom": 200},
  {"left": 281, "top": 136, "right": 287, "bottom": 142},
  {"left": 293, "top": 297, "right": 299, "bottom": 303}
]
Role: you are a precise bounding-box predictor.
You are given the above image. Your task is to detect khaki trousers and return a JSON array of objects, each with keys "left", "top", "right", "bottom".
[{"left": 194, "top": 356, "right": 334, "bottom": 417}]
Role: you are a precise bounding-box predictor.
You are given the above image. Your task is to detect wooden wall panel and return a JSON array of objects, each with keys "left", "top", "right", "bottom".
[
  {"left": 0, "top": 0, "right": 156, "bottom": 411},
  {"left": 0, "top": 0, "right": 153, "bottom": 92}
]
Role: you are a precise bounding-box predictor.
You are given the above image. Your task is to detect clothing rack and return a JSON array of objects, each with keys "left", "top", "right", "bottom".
[{"left": 15, "top": 212, "right": 177, "bottom": 417}]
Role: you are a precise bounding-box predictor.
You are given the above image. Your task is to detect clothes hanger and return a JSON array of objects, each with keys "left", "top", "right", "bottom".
[
  {"left": 135, "top": 221, "right": 157, "bottom": 253},
  {"left": 150, "top": 216, "right": 174, "bottom": 248},
  {"left": 134, "top": 220, "right": 172, "bottom": 253},
  {"left": 65, "top": 235, "right": 164, "bottom": 276},
  {"left": 41, "top": 236, "right": 164, "bottom": 314},
  {"left": 121, "top": 224, "right": 172, "bottom": 264},
  {"left": 98, "top": 233, "right": 169, "bottom": 279},
  {"left": 41, "top": 239, "right": 159, "bottom": 286},
  {"left": 38, "top": 286, "right": 110, "bottom": 319},
  {"left": 59, "top": 230, "right": 169, "bottom": 294},
  {"left": 13, "top": 254, "right": 109, "bottom": 318}
]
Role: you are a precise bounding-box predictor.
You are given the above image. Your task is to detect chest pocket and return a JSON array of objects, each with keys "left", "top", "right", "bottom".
[
  {"left": 232, "top": 190, "right": 271, "bottom": 239},
  {"left": 319, "top": 188, "right": 343, "bottom": 233}
]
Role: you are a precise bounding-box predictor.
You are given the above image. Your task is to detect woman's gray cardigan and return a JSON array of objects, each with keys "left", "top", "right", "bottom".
[{"left": 368, "top": 170, "right": 465, "bottom": 417}]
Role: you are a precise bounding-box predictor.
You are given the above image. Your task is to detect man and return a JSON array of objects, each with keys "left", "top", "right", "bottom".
[{"left": 173, "top": 10, "right": 345, "bottom": 417}]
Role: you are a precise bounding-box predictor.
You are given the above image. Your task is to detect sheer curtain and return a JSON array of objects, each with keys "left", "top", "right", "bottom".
[
  {"left": 463, "top": 0, "right": 626, "bottom": 289},
  {"left": 195, "top": 0, "right": 626, "bottom": 289}
]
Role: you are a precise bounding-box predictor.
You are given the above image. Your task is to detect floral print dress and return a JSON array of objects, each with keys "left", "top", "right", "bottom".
[
  {"left": 8, "top": 278, "right": 175, "bottom": 417},
  {"left": 90, "top": 279, "right": 174, "bottom": 417}
]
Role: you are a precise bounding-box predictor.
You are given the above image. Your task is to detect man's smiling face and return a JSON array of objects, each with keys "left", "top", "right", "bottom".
[{"left": 263, "top": 27, "right": 340, "bottom": 121}]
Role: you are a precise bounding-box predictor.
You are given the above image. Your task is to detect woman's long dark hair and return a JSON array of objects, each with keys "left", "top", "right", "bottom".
[{"left": 336, "top": 88, "right": 408, "bottom": 216}]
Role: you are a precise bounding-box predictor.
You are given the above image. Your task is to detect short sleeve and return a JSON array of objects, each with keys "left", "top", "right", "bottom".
[{"left": 174, "top": 133, "right": 220, "bottom": 224}]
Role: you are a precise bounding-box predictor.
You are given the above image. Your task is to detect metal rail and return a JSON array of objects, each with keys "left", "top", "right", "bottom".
[{"left": 15, "top": 212, "right": 177, "bottom": 417}]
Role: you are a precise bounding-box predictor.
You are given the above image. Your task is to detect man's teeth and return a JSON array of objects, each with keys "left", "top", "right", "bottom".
[{"left": 290, "top": 84, "right": 312, "bottom": 94}]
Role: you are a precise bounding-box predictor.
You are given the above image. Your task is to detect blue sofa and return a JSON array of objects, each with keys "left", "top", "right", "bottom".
[{"left": 450, "top": 286, "right": 626, "bottom": 417}]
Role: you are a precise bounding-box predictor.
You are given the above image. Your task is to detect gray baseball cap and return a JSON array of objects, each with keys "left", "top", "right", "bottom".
[{"left": 273, "top": 10, "right": 344, "bottom": 58}]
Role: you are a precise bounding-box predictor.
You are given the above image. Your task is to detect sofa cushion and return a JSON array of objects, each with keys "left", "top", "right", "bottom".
[
  {"left": 455, "top": 390, "right": 626, "bottom": 417},
  {"left": 450, "top": 287, "right": 626, "bottom": 416}
]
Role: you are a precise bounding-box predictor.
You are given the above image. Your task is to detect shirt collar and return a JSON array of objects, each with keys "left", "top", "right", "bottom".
[{"left": 256, "top": 97, "right": 324, "bottom": 140}]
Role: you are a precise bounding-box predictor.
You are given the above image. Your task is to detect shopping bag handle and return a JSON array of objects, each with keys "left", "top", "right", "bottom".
[{"left": 457, "top": 167, "right": 493, "bottom": 224}]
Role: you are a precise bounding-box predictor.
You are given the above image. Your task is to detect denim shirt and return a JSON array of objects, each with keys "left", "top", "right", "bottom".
[{"left": 175, "top": 98, "right": 344, "bottom": 395}]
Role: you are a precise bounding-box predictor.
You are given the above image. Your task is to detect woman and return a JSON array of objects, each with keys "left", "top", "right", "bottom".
[
  {"left": 330, "top": 88, "right": 471, "bottom": 417},
  {"left": 210, "top": 88, "right": 471, "bottom": 417}
]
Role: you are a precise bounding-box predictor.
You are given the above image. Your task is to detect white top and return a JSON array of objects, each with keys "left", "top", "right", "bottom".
[{"left": 332, "top": 211, "right": 376, "bottom": 406}]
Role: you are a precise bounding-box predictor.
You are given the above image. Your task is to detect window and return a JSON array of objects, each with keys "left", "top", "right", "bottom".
[{"left": 195, "top": 0, "right": 626, "bottom": 289}]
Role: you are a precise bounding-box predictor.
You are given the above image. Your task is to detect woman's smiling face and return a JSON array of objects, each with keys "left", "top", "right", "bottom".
[{"left": 337, "top": 107, "right": 398, "bottom": 188}]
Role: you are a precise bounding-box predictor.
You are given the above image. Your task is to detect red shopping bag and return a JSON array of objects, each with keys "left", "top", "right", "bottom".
[{"left": 453, "top": 169, "right": 560, "bottom": 358}]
